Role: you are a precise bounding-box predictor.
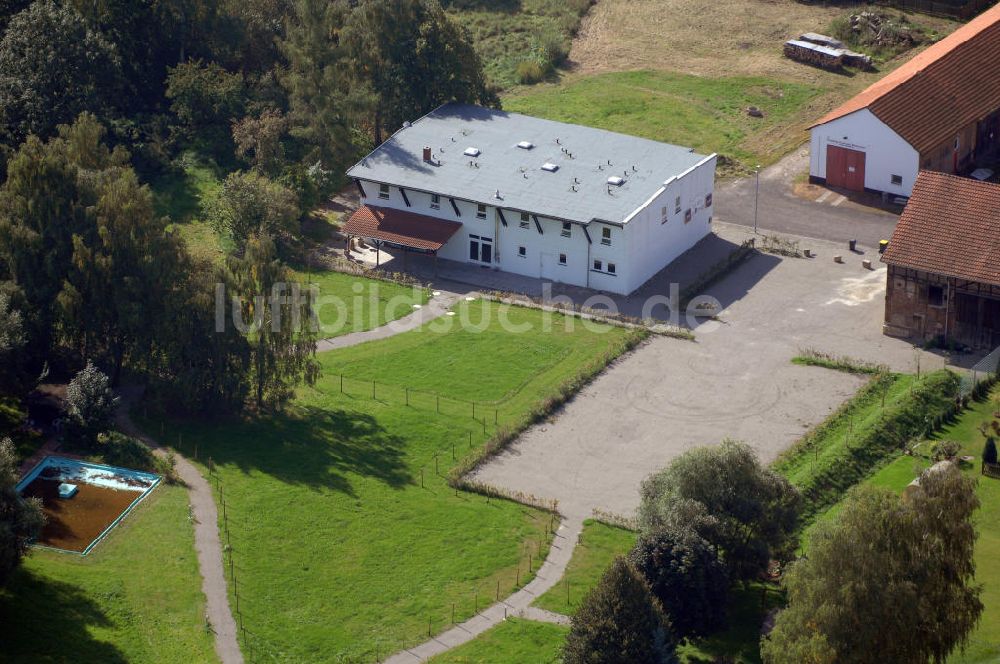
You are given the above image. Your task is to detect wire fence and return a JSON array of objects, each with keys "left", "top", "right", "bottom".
[
  {"left": 960, "top": 344, "right": 1000, "bottom": 398},
  {"left": 202, "top": 453, "right": 560, "bottom": 663},
  {"left": 331, "top": 371, "right": 505, "bottom": 432}
]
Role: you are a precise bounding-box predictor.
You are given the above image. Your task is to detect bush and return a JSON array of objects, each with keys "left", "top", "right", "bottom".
[
  {"left": 983, "top": 437, "right": 998, "bottom": 466},
  {"left": 516, "top": 60, "right": 547, "bottom": 85},
  {"left": 931, "top": 439, "right": 961, "bottom": 462},
  {"left": 97, "top": 432, "right": 179, "bottom": 484},
  {"left": 564, "top": 557, "right": 677, "bottom": 664},
  {"left": 0, "top": 437, "right": 44, "bottom": 587},
  {"left": 630, "top": 528, "right": 729, "bottom": 639},
  {"left": 64, "top": 361, "right": 119, "bottom": 448}
]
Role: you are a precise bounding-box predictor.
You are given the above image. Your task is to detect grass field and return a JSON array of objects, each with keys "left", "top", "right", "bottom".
[
  {"left": 152, "top": 153, "right": 227, "bottom": 263},
  {"left": 427, "top": 617, "right": 568, "bottom": 664},
  {"left": 504, "top": 70, "right": 822, "bottom": 171},
  {"left": 533, "top": 519, "right": 636, "bottom": 616},
  {"left": 299, "top": 269, "right": 428, "bottom": 338},
  {"left": 0, "top": 485, "right": 216, "bottom": 663},
  {"left": 150, "top": 300, "right": 641, "bottom": 661}
]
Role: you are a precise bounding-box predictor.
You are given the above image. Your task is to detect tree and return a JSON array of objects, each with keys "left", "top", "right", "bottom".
[
  {"left": 564, "top": 556, "right": 677, "bottom": 664},
  {"left": 206, "top": 170, "right": 300, "bottom": 252},
  {"left": 0, "top": 437, "right": 44, "bottom": 587},
  {"left": 0, "top": 1, "right": 120, "bottom": 145},
  {"left": 233, "top": 109, "right": 289, "bottom": 175},
  {"left": 280, "top": 0, "right": 360, "bottom": 172},
  {"left": 983, "top": 437, "right": 997, "bottom": 466},
  {"left": 342, "top": 0, "right": 499, "bottom": 144},
  {"left": 639, "top": 440, "right": 801, "bottom": 583},
  {"left": 64, "top": 361, "right": 119, "bottom": 448},
  {"left": 223, "top": 235, "right": 318, "bottom": 410},
  {"left": 629, "top": 528, "right": 729, "bottom": 640},
  {"left": 762, "top": 466, "right": 983, "bottom": 664},
  {"left": 0, "top": 293, "right": 26, "bottom": 394},
  {"left": 166, "top": 59, "right": 246, "bottom": 131}
]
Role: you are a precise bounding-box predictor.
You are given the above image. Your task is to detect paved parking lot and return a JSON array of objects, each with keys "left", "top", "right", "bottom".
[{"left": 473, "top": 232, "right": 943, "bottom": 519}]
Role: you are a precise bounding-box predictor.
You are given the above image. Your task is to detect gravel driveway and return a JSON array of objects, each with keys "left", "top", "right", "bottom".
[{"left": 472, "top": 232, "right": 943, "bottom": 518}]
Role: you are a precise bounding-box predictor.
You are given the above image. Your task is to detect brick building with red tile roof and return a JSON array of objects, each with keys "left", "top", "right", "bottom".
[
  {"left": 882, "top": 170, "right": 1000, "bottom": 347},
  {"left": 809, "top": 3, "right": 1000, "bottom": 197}
]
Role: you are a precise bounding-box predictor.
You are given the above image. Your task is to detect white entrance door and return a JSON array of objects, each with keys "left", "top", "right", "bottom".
[{"left": 540, "top": 252, "right": 560, "bottom": 282}]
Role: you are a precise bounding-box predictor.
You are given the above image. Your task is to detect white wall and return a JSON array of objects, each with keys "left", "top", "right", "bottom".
[
  {"left": 809, "top": 109, "right": 920, "bottom": 196},
  {"left": 356, "top": 165, "right": 716, "bottom": 296},
  {"left": 623, "top": 155, "right": 717, "bottom": 294}
]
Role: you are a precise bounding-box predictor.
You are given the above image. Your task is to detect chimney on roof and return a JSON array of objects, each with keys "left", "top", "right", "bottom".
[{"left": 423, "top": 146, "right": 432, "bottom": 162}]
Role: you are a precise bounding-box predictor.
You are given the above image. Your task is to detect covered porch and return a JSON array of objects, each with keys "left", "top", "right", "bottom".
[{"left": 342, "top": 204, "right": 462, "bottom": 268}]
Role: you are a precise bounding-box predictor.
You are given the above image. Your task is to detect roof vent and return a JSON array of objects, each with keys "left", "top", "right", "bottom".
[
  {"left": 517, "top": 141, "right": 534, "bottom": 150},
  {"left": 541, "top": 162, "right": 559, "bottom": 172},
  {"left": 607, "top": 176, "right": 625, "bottom": 186},
  {"left": 463, "top": 147, "right": 481, "bottom": 157}
]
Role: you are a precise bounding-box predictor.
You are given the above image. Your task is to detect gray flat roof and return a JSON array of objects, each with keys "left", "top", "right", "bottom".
[{"left": 346, "top": 103, "right": 712, "bottom": 224}]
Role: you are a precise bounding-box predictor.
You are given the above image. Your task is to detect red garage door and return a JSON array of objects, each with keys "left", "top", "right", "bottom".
[{"left": 826, "top": 145, "right": 866, "bottom": 192}]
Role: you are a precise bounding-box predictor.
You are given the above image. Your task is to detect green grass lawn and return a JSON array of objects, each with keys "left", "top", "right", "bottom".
[
  {"left": 533, "top": 519, "right": 636, "bottom": 616},
  {"left": 503, "top": 71, "right": 822, "bottom": 171},
  {"left": 0, "top": 485, "right": 216, "bottom": 663},
  {"left": 150, "top": 300, "right": 641, "bottom": 662},
  {"left": 298, "top": 269, "right": 428, "bottom": 338},
  {"left": 428, "top": 617, "right": 568, "bottom": 664},
  {"left": 151, "top": 153, "right": 226, "bottom": 262}
]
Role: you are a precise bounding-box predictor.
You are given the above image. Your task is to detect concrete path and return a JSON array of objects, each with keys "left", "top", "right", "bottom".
[
  {"left": 116, "top": 402, "right": 243, "bottom": 664},
  {"left": 315, "top": 289, "right": 462, "bottom": 352},
  {"left": 385, "top": 515, "right": 583, "bottom": 663}
]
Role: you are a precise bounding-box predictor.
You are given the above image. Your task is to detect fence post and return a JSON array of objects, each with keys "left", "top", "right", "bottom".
[
  {"left": 372, "top": 380, "right": 376, "bottom": 400},
  {"left": 436, "top": 394, "right": 440, "bottom": 413},
  {"left": 406, "top": 388, "right": 409, "bottom": 406},
  {"left": 472, "top": 401, "right": 476, "bottom": 419},
  {"left": 469, "top": 431, "right": 472, "bottom": 448},
  {"left": 340, "top": 374, "right": 343, "bottom": 393}
]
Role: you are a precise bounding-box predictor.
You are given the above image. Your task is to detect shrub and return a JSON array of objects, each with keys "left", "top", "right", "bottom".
[
  {"left": 630, "top": 528, "right": 729, "bottom": 639},
  {"left": 931, "top": 439, "right": 961, "bottom": 462},
  {"left": 564, "top": 557, "right": 677, "bottom": 664},
  {"left": 0, "top": 437, "right": 44, "bottom": 587},
  {"left": 983, "top": 437, "right": 998, "bottom": 466},
  {"left": 64, "top": 361, "right": 119, "bottom": 448},
  {"left": 516, "top": 60, "right": 547, "bottom": 85}
]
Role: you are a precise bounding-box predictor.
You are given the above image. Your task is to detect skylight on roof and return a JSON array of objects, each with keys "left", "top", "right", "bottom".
[
  {"left": 517, "top": 141, "right": 534, "bottom": 150},
  {"left": 463, "top": 147, "right": 481, "bottom": 157},
  {"left": 541, "top": 162, "right": 559, "bottom": 172},
  {"left": 607, "top": 176, "right": 625, "bottom": 186}
]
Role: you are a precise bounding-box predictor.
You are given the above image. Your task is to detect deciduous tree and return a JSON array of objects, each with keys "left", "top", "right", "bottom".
[
  {"left": 0, "top": 1, "right": 120, "bottom": 145},
  {"left": 639, "top": 440, "right": 801, "bottom": 583},
  {"left": 206, "top": 170, "right": 300, "bottom": 252},
  {"left": 761, "top": 466, "right": 983, "bottom": 664},
  {"left": 223, "top": 234, "right": 318, "bottom": 410},
  {"left": 630, "top": 528, "right": 729, "bottom": 639},
  {"left": 564, "top": 556, "right": 677, "bottom": 664},
  {"left": 0, "top": 436, "right": 44, "bottom": 587},
  {"left": 64, "top": 361, "right": 119, "bottom": 448}
]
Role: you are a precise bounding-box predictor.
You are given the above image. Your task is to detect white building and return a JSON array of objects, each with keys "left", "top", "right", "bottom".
[
  {"left": 808, "top": 2, "right": 1000, "bottom": 197},
  {"left": 344, "top": 103, "right": 717, "bottom": 295}
]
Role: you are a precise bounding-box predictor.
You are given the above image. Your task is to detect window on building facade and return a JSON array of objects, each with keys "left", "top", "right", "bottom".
[
  {"left": 430, "top": 193, "right": 440, "bottom": 209},
  {"left": 684, "top": 208, "right": 692, "bottom": 223},
  {"left": 477, "top": 204, "right": 487, "bottom": 219},
  {"left": 519, "top": 212, "right": 530, "bottom": 229},
  {"left": 378, "top": 183, "right": 390, "bottom": 200},
  {"left": 705, "top": 193, "right": 713, "bottom": 208},
  {"left": 675, "top": 196, "right": 681, "bottom": 214},
  {"left": 891, "top": 174, "right": 903, "bottom": 186},
  {"left": 561, "top": 222, "right": 572, "bottom": 238},
  {"left": 661, "top": 206, "right": 668, "bottom": 223},
  {"left": 518, "top": 246, "right": 526, "bottom": 257},
  {"left": 601, "top": 227, "right": 611, "bottom": 245},
  {"left": 593, "top": 260, "right": 602, "bottom": 271},
  {"left": 559, "top": 253, "right": 567, "bottom": 265},
  {"left": 928, "top": 285, "right": 945, "bottom": 307},
  {"left": 607, "top": 263, "right": 616, "bottom": 274}
]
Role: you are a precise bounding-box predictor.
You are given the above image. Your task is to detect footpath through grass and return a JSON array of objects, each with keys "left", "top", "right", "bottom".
[
  {"left": 151, "top": 300, "right": 642, "bottom": 662},
  {"left": 427, "top": 617, "right": 568, "bottom": 664},
  {"left": 504, "top": 71, "right": 822, "bottom": 171},
  {"left": 0, "top": 485, "right": 216, "bottom": 663},
  {"left": 533, "top": 519, "right": 636, "bottom": 616}
]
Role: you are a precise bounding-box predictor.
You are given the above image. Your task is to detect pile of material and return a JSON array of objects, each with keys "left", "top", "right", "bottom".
[
  {"left": 846, "top": 11, "right": 922, "bottom": 53},
  {"left": 784, "top": 32, "right": 873, "bottom": 70}
]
